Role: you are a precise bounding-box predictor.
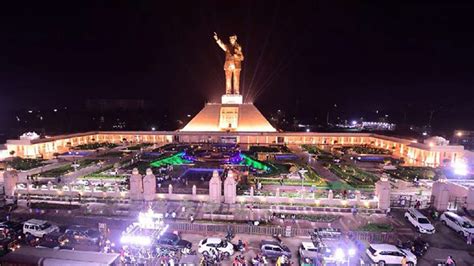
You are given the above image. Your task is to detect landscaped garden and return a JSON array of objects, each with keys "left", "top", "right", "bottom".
[
  {"left": 73, "top": 142, "right": 118, "bottom": 150},
  {"left": 248, "top": 145, "right": 291, "bottom": 155},
  {"left": 384, "top": 166, "right": 440, "bottom": 181},
  {"left": 7, "top": 157, "right": 45, "bottom": 170},
  {"left": 327, "top": 163, "right": 378, "bottom": 189},
  {"left": 127, "top": 143, "right": 153, "bottom": 150},
  {"left": 38, "top": 159, "right": 100, "bottom": 177},
  {"left": 358, "top": 223, "right": 393, "bottom": 232},
  {"left": 336, "top": 145, "right": 392, "bottom": 155}
]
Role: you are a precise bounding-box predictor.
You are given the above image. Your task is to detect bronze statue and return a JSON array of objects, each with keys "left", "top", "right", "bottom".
[{"left": 213, "top": 32, "right": 244, "bottom": 95}]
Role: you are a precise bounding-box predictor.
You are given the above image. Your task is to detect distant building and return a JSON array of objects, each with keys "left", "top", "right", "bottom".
[{"left": 361, "top": 122, "right": 396, "bottom": 131}]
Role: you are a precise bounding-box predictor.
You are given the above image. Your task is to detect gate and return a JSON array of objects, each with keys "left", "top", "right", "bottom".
[{"left": 390, "top": 193, "right": 431, "bottom": 209}]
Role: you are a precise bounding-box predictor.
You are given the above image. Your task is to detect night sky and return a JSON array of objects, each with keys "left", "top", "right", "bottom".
[{"left": 1, "top": 1, "right": 473, "bottom": 133}]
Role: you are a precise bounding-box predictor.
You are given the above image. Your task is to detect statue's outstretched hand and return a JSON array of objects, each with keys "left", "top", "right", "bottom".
[{"left": 213, "top": 32, "right": 219, "bottom": 41}]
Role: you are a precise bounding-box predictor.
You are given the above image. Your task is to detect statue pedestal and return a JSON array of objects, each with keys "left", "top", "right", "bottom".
[{"left": 222, "top": 94, "right": 243, "bottom": 104}]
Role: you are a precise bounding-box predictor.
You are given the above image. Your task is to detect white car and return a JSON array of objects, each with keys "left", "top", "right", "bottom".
[
  {"left": 23, "top": 219, "right": 60, "bottom": 238},
  {"left": 198, "top": 238, "right": 234, "bottom": 256},
  {"left": 366, "top": 244, "right": 417, "bottom": 266},
  {"left": 299, "top": 242, "right": 320, "bottom": 264},
  {"left": 404, "top": 208, "right": 435, "bottom": 234},
  {"left": 440, "top": 211, "right": 474, "bottom": 237}
]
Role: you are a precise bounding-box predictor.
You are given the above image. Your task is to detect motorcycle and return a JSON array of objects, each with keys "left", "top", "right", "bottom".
[{"left": 397, "top": 238, "right": 429, "bottom": 257}]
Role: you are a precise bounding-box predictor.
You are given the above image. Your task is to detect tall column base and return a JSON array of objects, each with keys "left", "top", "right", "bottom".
[{"left": 222, "top": 94, "right": 243, "bottom": 104}]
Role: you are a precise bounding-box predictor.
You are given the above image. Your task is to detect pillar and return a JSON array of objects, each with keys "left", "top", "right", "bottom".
[
  {"left": 328, "top": 190, "right": 334, "bottom": 200},
  {"left": 224, "top": 170, "right": 237, "bottom": 204},
  {"left": 143, "top": 168, "right": 156, "bottom": 201},
  {"left": 375, "top": 177, "right": 391, "bottom": 210},
  {"left": 209, "top": 170, "right": 222, "bottom": 203},
  {"left": 466, "top": 187, "right": 474, "bottom": 211},
  {"left": 431, "top": 181, "right": 450, "bottom": 211},
  {"left": 129, "top": 168, "right": 143, "bottom": 201},
  {"left": 355, "top": 190, "right": 361, "bottom": 202},
  {"left": 3, "top": 171, "right": 19, "bottom": 197}
]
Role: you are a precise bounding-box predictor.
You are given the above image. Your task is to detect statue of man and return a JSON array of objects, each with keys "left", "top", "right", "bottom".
[{"left": 213, "top": 32, "right": 244, "bottom": 95}]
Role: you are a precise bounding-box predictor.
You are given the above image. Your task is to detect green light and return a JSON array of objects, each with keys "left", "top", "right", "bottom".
[
  {"left": 150, "top": 152, "right": 192, "bottom": 168},
  {"left": 239, "top": 154, "right": 270, "bottom": 171}
]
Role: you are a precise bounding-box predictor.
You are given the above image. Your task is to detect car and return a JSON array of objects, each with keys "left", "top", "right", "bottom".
[
  {"left": 156, "top": 232, "right": 192, "bottom": 251},
  {"left": 260, "top": 240, "right": 292, "bottom": 259},
  {"left": 299, "top": 241, "right": 321, "bottom": 265},
  {"left": 35, "top": 232, "right": 71, "bottom": 250},
  {"left": 366, "top": 244, "right": 417, "bottom": 266},
  {"left": 440, "top": 211, "right": 474, "bottom": 238},
  {"left": 23, "top": 219, "right": 60, "bottom": 238},
  {"left": 64, "top": 225, "right": 101, "bottom": 245},
  {"left": 0, "top": 221, "right": 24, "bottom": 236},
  {"left": 404, "top": 208, "right": 435, "bottom": 234},
  {"left": 198, "top": 238, "right": 234, "bottom": 256}
]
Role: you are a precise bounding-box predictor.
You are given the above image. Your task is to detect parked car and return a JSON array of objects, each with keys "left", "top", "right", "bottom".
[
  {"left": 156, "top": 232, "right": 192, "bottom": 250},
  {"left": 64, "top": 225, "right": 101, "bottom": 245},
  {"left": 260, "top": 240, "right": 292, "bottom": 260},
  {"left": 440, "top": 211, "right": 474, "bottom": 238},
  {"left": 299, "top": 241, "right": 320, "bottom": 265},
  {"left": 23, "top": 219, "right": 60, "bottom": 238},
  {"left": 198, "top": 238, "right": 234, "bottom": 256},
  {"left": 366, "top": 244, "right": 417, "bottom": 266},
  {"left": 404, "top": 208, "right": 435, "bottom": 234}
]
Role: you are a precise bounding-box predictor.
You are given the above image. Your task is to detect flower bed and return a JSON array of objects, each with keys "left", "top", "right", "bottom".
[
  {"left": 327, "top": 164, "right": 377, "bottom": 188},
  {"left": 73, "top": 142, "right": 118, "bottom": 150},
  {"left": 358, "top": 223, "right": 393, "bottom": 232},
  {"left": 337, "top": 145, "right": 392, "bottom": 155},
  {"left": 384, "top": 166, "right": 439, "bottom": 181},
  {"left": 8, "top": 157, "right": 45, "bottom": 170}
]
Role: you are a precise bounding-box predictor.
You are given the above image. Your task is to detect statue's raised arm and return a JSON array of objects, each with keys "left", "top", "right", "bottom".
[{"left": 213, "top": 32, "right": 227, "bottom": 51}]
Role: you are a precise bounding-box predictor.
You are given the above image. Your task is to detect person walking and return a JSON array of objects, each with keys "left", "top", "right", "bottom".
[
  {"left": 401, "top": 255, "right": 407, "bottom": 266},
  {"left": 467, "top": 232, "right": 473, "bottom": 245},
  {"left": 446, "top": 255, "right": 455, "bottom": 265}
]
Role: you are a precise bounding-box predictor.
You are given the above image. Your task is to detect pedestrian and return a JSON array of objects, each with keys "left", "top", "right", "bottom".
[
  {"left": 171, "top": 211, "right": 176, "bottom": 220},
  {"left": 279, "top": 177, "right": 283, "bottom": 186},
  {"left": 190, "top": 214, "right": 194, "bottom": 223},
  {"left": 467, "top": 232, "right": 472, "bottom": 245},
  {"left": 401, "top": 255, "right": 407, "bottom": 266},
  {"left": 415, "top": 200, "right": 421, "bottom": 209},
  {"left": 446, "top": 255, "right": 455, "bottom": 265},
  {"left": 292, "top": 214, "right": 296, "bottom": 224}
]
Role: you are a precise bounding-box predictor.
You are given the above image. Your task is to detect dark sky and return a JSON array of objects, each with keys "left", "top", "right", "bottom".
[{"left": 1, "top": 1, "right": 473, "bottom": 132}]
